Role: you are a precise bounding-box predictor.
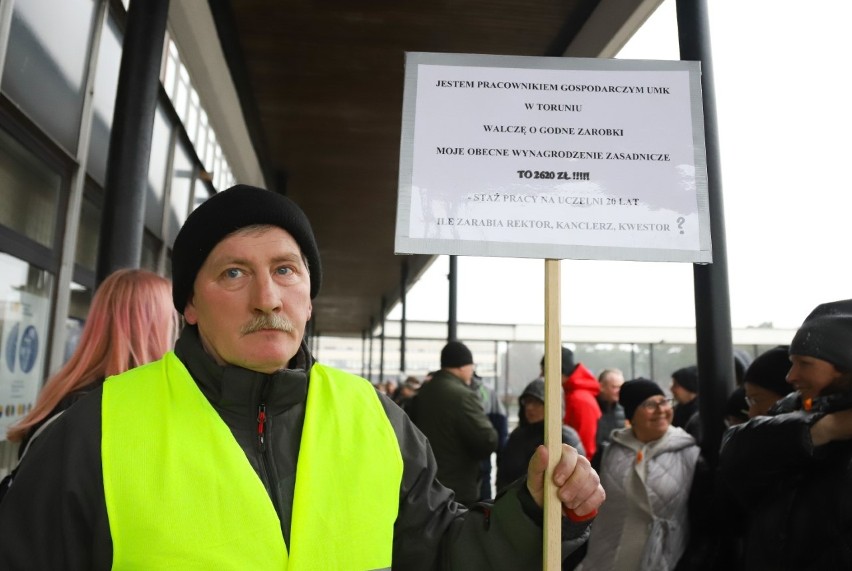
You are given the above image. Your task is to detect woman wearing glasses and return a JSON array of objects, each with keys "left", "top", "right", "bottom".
[{"left": 578, "top": 378, "right": 701, "bottom": 570}]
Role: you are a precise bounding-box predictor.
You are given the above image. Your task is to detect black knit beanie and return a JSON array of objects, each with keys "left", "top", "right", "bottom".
[
  {"left": 743, "top": 345, "right": 794, "bottom": 398},
  {"left": 790, "top": 299, "right": 852, "bottom": 373},
  {"left": 671, "top": 365, "right": 699, "bottom": 394},
  {"left": 619, "top": 378, "right": 665, "bottom": 421},
  {"left": 171, "top": 184, "right": 322, "bottom": 313},
  {"left": 440, "top": 341, "right": 473, "bottom": 368},
  {"left": 561, "top": 346, "right": 575, "bottom": 376}
]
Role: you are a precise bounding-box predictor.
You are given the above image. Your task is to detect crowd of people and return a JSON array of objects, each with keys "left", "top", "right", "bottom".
[
  {"left": 0, "top": 183, "right": 849, "bottom": 569},
  {"left": 381, "top": 301, "right": 852, "bottom": 570}
]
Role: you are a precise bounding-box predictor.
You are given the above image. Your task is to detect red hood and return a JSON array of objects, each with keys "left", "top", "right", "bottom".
[{"left": 562, "top": 363, "right": 600, "bottom": 396}]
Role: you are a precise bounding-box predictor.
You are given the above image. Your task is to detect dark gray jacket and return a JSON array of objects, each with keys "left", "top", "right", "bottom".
[
  {"left": 719, "top": 392, "right": 852, "bottom": 570},
  {"left": 408, "top": 369, "right": 498, "bottom": 505},
  {"left": 0, "top": 327, "right": 591, "bottom": 570}
]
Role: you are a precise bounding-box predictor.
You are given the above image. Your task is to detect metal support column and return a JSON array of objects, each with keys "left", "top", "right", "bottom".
[
  {"left": 361, "top": 330, "right": 367, "bottom": 378},
  {"left": 400, "top": 261, "right": 408, "bottom": 375},
  {"left": 96, "top": 0, "right": 170, "bottom": 283},
  {"left": 649, "top": 343, "right": 655, "bottom": 381},
  {"left": 367, "top": 317, "right": 375, "bottom": 382},
  {"left": 379, "top": 297, "right": 386, "bottom": 383},
  {"left": 630, "top": 344, "right": 637, "bottom": 379},
  {"left": 448, "top": 255, "right": 458, "bottom": 341},
  {"left": 678, "top": 0, "right": 735, "bottom": 465}
]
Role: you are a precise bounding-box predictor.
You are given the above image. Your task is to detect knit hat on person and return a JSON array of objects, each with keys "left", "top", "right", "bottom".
[
  {"left": 789, "top": 299, "right": 852, "bottom": 372},
  {"left": 619, "top": 377, "right": 665, "bottom": 421},
  {"left": 440, "top": 341, "right": 474, "bottom": 368},
  {"left": 743, "top": 345, "right": 794, "bottom": 398},
  {"left": 171, "top": 184, "right": 322, "bottom": 313},
  {"left": 671, "top": 365, "right": 699, "bottom": 394},
  {"left": 561, "top": 346, "right": 575, "bottom": 375},
  {"left": 540, "top": 346, "right": 576, "bottom": 376}
]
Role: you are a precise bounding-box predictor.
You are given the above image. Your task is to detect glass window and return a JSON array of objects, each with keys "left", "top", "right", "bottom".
[
  {"left": 0, "top": 254, "right": 55, "bottom": 440},
  {"left": 213, "top": 150, "right": 223, "bottom": 190},
  {"left": 174, "top": 64, "right": 189, "bottom": 121},
  {"left": 162, "top": 41, "right": 178, "bottom": 99},
  {"left": 86, "top": 13, "right": 123, "bottom": 186},
  {"left": 191, "top": 180, "right": 212, "bottom": 213},
  {"left": 0, "top": 128, "right": 62, "bottom": 248},
  {"left": 196, "top": 110, "right": 209, "bottom": 164},
  {"left": 64, "top": 282, "right": 93, "bottom": 362},
  {"left": 204, "top": 130, "right": 216, "bottom": 171},
  {"left": 145, "top": 105, "right": 172, "bottom": 236},
  {"left": 186, "top": 88, "right": 199, "bottom": 145},
  {"left": 166, "top": 141, "right": 193, "bottom": 246},
  {"left": 1, "top": 0, "right": 98, "bottom": 153},
  {"left": 67, "top": 281, "right": 92, "bottom": 322},
  {"left": 74, "top": 189, "right": 103, "bottom": 272}
]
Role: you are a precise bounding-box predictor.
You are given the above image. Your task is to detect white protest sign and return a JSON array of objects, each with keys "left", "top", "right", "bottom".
[{"left": 395, "top": 52, "right": 711, "bottom": 263}]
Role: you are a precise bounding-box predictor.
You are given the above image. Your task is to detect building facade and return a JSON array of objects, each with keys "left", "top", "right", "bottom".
[{"left": 0, "top": 0, "right": 263, "bottom": 462}]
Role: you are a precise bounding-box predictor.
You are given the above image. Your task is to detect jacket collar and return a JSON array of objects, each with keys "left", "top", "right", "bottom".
[{"left": 174, "top": 325, "right": 310, "bottom": 415}]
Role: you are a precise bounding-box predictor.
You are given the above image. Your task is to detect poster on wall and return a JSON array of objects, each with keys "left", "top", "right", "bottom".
[
  {"left": 0, "top": 291, "right": 50, "bottom": 440},
  {"left": 395, "top": 51, "right": 711, "bottom": 263}
]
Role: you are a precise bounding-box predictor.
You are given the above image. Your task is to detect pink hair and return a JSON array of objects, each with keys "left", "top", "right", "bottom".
[{"left": 7, "top": 269, "right": 176, "bottom": 442}]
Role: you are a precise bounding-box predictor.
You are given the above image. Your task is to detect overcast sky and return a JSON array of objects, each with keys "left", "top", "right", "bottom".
[{"left": 390, "top": 0, "right": 852, "bottom": 330}]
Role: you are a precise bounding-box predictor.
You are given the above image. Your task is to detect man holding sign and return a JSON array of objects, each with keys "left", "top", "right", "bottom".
[{"left": 0, "top": 185, "right": 603, "bottom": 570}]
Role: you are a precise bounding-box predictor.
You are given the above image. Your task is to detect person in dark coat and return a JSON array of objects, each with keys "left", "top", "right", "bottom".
[
  {"left": 497, "top": 378, "right": 585, "bottom": 491},
  {"left": 719, "top": 299, "right": 852, "bottom": 570},
  {"left": 408, "top": 341, "right": 498, "bottom": 505},
  {"left": 497, "top": 378, "right": 588, "bottom": 570},
  {"left": 671, "top": 365, "right": 700, "bottom": 441},
  {"left": 595, "top": 368, "right": 626, "bottom": 451}
]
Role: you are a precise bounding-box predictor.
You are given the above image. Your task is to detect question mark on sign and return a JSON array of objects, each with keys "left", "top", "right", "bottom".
[{"left": 676, "top": 217, "right": 685, "bottom": 234}]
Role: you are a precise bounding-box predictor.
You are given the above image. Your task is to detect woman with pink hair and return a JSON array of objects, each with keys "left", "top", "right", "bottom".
[{"left": 5, "top": 268, "right": 176, "bottom": 453}]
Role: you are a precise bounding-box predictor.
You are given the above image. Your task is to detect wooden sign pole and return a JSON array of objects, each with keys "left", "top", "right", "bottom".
[{"left": 543, "top": 258, "right": 562, "bottom": 570}]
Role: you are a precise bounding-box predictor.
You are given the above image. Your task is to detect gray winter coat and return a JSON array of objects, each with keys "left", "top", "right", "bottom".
[{"left": 581, "top": 425, "right": 699, "bottom": 571}]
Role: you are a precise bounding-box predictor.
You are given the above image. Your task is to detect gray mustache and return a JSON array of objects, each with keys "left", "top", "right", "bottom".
[{"left": 240, "top": 314, "right": 295, "bottom": 335}]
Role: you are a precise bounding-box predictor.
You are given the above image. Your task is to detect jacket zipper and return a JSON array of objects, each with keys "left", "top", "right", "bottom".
[
  {"left": 257, "top": 403, "right": 267, "bottom": 452},
  {"left": 256, "top": 380, "right": 283, "bottom": 519}
]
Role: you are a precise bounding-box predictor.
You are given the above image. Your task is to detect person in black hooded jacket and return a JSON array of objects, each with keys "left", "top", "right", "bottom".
[
  {"left": 497, "top": 378, "right": 585, "bottom": 491},
  {"left": 719, "top": 299, "right": 852, "bottom": 570},
  {"left": 497, "top": 378, "right": 588, "bottom": 570}
]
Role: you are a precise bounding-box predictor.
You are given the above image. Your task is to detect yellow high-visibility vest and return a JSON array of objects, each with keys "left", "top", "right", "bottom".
[{"left": 102, "top": 352, "right": 402, "bottom": 570}]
